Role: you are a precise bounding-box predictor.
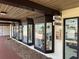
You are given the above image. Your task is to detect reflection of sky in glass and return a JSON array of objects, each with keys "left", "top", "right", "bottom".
[{"left": 65, "top": 18, "right": 77, "bottom": 40}]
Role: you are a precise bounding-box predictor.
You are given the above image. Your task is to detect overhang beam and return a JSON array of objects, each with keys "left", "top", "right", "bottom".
[{"left": 0, "top": 18, "right": 21, "bottom": 22}]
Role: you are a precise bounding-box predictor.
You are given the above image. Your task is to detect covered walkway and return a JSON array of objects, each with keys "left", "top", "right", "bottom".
[
  {"left": 0, "top": 36, "right": 22, "bottom": 59},
  {"left": 0, "top": 36, "right": 49, "bottom": 59}
]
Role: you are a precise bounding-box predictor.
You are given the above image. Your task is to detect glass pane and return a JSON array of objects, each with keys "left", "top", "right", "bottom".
[
  {"left": 46, "top": 23, "right": 52, "bottom": 50},
  {"left": 65, "top": 18, "right": 78, "bottom": 59},
  {"left": 13, "top": 26, "right": 17, "bottom": 38},
  {"left": 11, "top": 25, "right": 14, "bottom": 37},
  {"left": 28, "top": 25, "right": 33, "bottom": 43},
  {"left": 19, "top": 25, "right": 23, "bottom": 40},
  {"left": 23, "top": 25, "right": 27, "bottom": 43},
  {"left": 35, "top": 23, "right": 45, "bottom": 50},
  {"left": 16, "top": 25, "right": 19, "bottom": 40}
]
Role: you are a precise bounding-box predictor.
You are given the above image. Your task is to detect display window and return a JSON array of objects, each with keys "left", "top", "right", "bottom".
[
  {"left": 27, "top": 24, "right": 33, "bottom": 44},
  {"left": 46, "top": 23, "right": 52, "bottom": 50},
  {"left": 19, "top": 25, "right": 23, "bottom": 41},
  {"left": 13, "top": 24, "right": 17, "bottom": 39},
  {"left": 34, "top": 15, "right": 54, "bottom": 53},
  {"left": 23, "top": 18, "right": 34, "bottom": 45},
  {"left": 12, "top": 22, "right": 23, "bottom": 40},
  {"left": 64, "top": 17, "right": 79, "bottom": 59},
  {"left": 23, "top": 25, "right": 27, "bottom": 43},
  {"left": 35, "top": 23, "right": 45, "bottom": 50},
  {"left": 27, "top": 19, "right": 34, "bottom": 45}
]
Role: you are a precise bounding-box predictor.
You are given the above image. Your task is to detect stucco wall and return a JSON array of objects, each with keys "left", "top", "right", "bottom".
[{"left": 62, "top": 7, "right": 79, "bottom": 18}]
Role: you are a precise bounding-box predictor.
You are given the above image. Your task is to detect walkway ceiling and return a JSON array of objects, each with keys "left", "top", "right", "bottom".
[
  {"left": 0, "top": 0, "right": 60, "bottom": 15},
  {"left": 0, "top": 3, "right": 43, "bottom": 20},
  {"left": 0, "top": 0, "right": 61, "bottom": 20},
  {"left": 0, "top": 0, "right": 78, "bottom": 20},
  {"left": 30, "top": 0, "right": 79, "bottom": 10}
]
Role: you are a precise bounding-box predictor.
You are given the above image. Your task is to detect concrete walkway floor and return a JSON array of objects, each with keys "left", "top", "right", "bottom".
[{"left": 0, "top": 36, "right": 22, "bottom": 59}]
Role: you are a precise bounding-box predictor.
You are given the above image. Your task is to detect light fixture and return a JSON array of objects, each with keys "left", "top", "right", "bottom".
[{"left": 0, "top": 11, "right": 7, "bottom": 15}]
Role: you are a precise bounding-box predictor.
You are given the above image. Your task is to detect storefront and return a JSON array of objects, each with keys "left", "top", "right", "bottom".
[
  {"left": 11, "top": 22, "right": 23, "bottom": 41},
  {"left": 63, "top": 17, "right": 79, "bottom": 59},
  {"left": 34, "top": 15, "right": 54, "bottom": 53},
  {"left": 22, "top": 18, "right": 34, "bottom": 45}
]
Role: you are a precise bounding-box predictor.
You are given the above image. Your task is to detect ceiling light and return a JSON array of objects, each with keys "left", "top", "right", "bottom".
[{"left": 0, "top": 11, "right": 7, "bottom": 15}]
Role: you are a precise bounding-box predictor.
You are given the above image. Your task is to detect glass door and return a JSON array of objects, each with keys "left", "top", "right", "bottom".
[
  {"left": 64, "top": 18, "right": 78, "bottom": 59},
  {"left": 27, "top": 24, "right": 33, "bottom": 44}
]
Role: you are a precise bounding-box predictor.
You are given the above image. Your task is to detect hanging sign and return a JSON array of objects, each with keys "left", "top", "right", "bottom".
[{"left": 53, "top": 16, "right": 62, "bottom": 25}]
